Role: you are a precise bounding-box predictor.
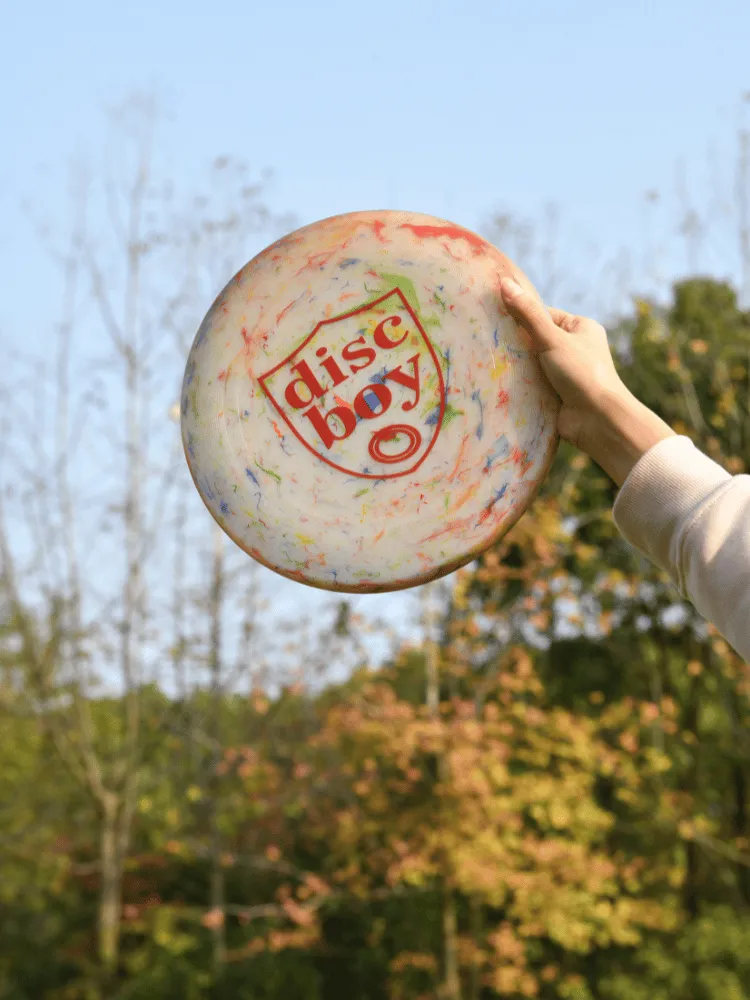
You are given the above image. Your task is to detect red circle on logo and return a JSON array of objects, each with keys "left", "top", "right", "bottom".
[{"left": 368, "top": 424, "right": 422, "bottom": 464}]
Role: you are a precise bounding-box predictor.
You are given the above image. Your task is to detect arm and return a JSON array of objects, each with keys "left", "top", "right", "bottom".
[
  {"left": 499, "top": 277, "right": 749, "bottom": 663},
  {"left": 587, "top": 387, "right": 678, "bottom": 489}
]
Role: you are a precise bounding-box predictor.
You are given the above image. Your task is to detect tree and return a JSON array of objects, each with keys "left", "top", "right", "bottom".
[{"left": 0, "top": 95, "right": 289, "bottom": 989}]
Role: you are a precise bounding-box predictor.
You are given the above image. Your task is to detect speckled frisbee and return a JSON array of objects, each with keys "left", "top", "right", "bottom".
[{"left": 181, "top": 210, "right": 560, "bottom": 593}]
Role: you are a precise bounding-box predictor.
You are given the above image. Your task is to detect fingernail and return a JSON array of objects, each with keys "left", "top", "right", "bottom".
[{"left": 501, "top": 277, "right": 523, "bottom": 300}]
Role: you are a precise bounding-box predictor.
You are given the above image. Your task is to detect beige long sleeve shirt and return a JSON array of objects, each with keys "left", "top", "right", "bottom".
[{"left": 612, "top": 435, "right": 750, "bottom": 663}]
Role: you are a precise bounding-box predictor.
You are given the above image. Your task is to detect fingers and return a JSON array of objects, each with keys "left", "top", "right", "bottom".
[
  {"left": 499, "top": 278, "right": 563, "bottom": 351},
  {"left": 547, "top": 307, "right": 580, "bottom": 332}
]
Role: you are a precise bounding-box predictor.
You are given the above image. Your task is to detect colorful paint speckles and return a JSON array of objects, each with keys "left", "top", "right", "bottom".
[{"left": 181, "top": 210, "right": 560, "bottom": 593}]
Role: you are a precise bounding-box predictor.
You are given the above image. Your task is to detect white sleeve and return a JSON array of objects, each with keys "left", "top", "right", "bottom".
[{"left": 612, "top": 435, "right": 750, "bottom": 662}]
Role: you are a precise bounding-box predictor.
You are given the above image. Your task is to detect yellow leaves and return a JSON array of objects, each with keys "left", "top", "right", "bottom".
[
  {"left": 712, "top": 637, "right": 729, "bottom": 657},
  {"left": 666, "top": 864, "right": 685, "bottom": 888},
  {"left": 385, "top": 851, "right": 436, "bottom": 888},
  {"left": 718, "top": 387, "right": 737, "bottom": 415},
  {"left": 589, "top": 691, "right": 605, "bottom": 705},
  {"left": 678, "top": 814, "right": 715, "bottom": 841},
  {"left": 641, "top": 747, "right": 672, "bottom": 775},
  {"left": 687, "top": 659, "right": 703, "bottom": 676},
  {"left": 678, "top": 819, "right": 697, "bottom": 841},
  {"left": 573, "top": 543, "right": 598, "bottom": 563},
  {"left": 547, "top": 909, "right": 594, "bottom": 952},
  {"left": 557, "top": 973, "right": 592, "bottom": 999},
  {"left": 689, "top": 338, "right": 709, "bottom": 354},
  {"left": 548, "top": 800, "right": 572, "bottom": 829},
  {"left": 186, "top": 785, "right": 202, "bottom": 802}
]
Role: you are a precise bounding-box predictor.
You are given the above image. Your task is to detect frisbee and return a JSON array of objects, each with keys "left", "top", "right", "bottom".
[{"left": 181, "top": 210, "right": 560, "bottom": 593}]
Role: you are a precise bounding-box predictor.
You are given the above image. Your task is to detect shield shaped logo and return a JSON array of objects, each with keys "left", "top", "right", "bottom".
[{"left": 258, "top": 288, "right": 446, "bottom": 479}]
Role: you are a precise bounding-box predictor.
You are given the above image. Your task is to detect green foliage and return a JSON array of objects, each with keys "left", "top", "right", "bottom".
[{"left": 2, "top": 277, "right": 750, "bottom": 998}]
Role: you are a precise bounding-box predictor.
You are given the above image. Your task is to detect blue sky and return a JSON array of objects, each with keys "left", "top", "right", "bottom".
[
  {"left": 3, "top": 0, "right": 750, "bottom": 669},
  {"left": 5, "top": 0, "right": 750, "bottom": 298}
]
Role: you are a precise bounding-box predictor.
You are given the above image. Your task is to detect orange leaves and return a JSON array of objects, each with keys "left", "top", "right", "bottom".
[
  {"left": 639, "top": 701, "right": 661, "bottom": 724},
  {"left": 528, "top": 611, "right": 551, "bottom": 631},
  {"left": 488, "top": 966, "right": 538, "bottom": 998},
  {"left": 285, "top": 636, "right": 689, "bottom": 990},
  {"left": 389, "top": 951, "right": 438, "bottom": 973},
  {"left": 250, "top": 690, "right": 269, "bottom": 715},
  {"left": 266, "top": 927, "right": 318, "bottom": 952},
  {"left": 200, "top": 907, "right": 225, "bottom": 929},
  {"left": 281, "top": 897, "right": 315, "bottom": 927},
  {"left": 298, "top": 872, "right": 331, "bottom": 899},
  {"left": 385, "top": 851, "right": 436, "bottom": 889},
  {"left": 488, "top": 921, "right": 526, "bottom": 963}
]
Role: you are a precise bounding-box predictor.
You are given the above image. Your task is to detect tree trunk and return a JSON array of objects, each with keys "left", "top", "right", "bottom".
[
  {"left": 468, "top": 897, "right": 482, "bottom": 1000},
  {"left": 442, "top": 882, "right": 462, "bottom": 1000},
  {"left": 208, "top": 524, "right": 226, "bottom": 972},
  {"left": 683, "top": 640, "right": 701, "bottom": 920},
  {"left": 99, "top": 798, "right": 123, "bottom": 977}
]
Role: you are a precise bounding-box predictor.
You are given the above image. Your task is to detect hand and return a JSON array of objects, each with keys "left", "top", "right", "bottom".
[
  {"left": 499, "top": 277, "right": 628, "bottom": 455},
  {"left": 499, "top": 277, "right": 676, "bottom": 486}
]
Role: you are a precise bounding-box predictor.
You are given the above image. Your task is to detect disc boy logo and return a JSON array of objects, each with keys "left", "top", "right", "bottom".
[{"left": 258, "top": 288, "right": 446, "bottom": 479}]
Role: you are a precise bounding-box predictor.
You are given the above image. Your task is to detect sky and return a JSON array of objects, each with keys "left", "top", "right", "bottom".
[{"left": 3, "top": 0, "right": 750, "bottom": 671}]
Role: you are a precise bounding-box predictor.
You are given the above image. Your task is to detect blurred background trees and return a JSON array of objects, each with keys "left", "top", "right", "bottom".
[{"left": 2, "top": 95, "right": 750, "bottom": 1000}]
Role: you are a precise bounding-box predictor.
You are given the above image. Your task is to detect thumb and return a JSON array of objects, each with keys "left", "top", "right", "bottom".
[{"left": 500, "top": 277, "right": 560, "bottom": 352}]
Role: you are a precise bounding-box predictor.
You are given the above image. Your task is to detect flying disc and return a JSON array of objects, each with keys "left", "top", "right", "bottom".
[{"left": 181, "top": 210, "right": 560, "bottom": 593}]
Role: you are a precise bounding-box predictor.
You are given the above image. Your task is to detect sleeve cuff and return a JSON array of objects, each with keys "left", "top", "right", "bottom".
[{"left": 612, "top": 435, "right": 732, "bottom": 579}]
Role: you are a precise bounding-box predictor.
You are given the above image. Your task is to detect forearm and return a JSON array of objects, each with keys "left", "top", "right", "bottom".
[{"left": 587, "top": 389, "right": 678, "bottom": 489}]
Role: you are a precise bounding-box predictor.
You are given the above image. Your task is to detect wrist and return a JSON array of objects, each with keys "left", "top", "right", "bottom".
[{"left": 587, "top": 388, "right": 678, "bottom": 488}]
